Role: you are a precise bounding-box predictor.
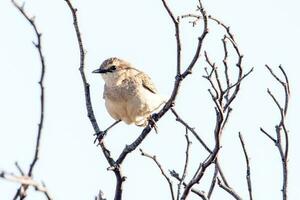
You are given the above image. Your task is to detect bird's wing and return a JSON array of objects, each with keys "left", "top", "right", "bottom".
[{"left": 137, "top": 72, "right": 158, "bottom": 94}]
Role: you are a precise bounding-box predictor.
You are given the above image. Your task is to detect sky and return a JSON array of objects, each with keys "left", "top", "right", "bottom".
[{"left": 0, "top": 0, "right": 299, "bottom": 199}]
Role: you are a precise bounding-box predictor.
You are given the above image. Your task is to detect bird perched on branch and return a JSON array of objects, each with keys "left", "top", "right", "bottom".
[{"left": 93, "top": 57, "right": 165, "bottom": 130}]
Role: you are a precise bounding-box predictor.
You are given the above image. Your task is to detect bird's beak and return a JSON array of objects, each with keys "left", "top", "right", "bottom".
[{"left": 92, "top": 68, "right": 106, "bottom": 73}]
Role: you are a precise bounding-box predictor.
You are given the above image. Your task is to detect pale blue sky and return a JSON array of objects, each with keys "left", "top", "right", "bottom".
[{"left": 0, "top": 0, "right": 299, "bottom": 199}]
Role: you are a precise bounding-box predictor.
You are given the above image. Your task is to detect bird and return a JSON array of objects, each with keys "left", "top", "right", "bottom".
[{"left": 92, "top": 57, "right": 165, "bottom": 129}]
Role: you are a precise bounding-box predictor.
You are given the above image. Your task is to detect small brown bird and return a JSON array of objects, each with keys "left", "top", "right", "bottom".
[{"left": 93, "top": 57, "right": 165, "bottom": 127}]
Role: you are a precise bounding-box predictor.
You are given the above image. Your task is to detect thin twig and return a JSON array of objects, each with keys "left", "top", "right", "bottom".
[
  {"left": 209, "top": 16, "right": 245, "bottom": 112},
  {"left": 180, "top": 147, "right": 221, "bottom": 200},
  {"left": 95, "top": 190, "right": 107, "bottom": 200},
  {"left": 261, "top": 65, "right": 290, "bottom": 200},
  {"left": 171, "top": 108, "right": 212, "bottom": 153},
  {"left": 182, "top": 2, "right": 208, "bottom": 79},
  {"left": 207, "top": 164, "right": 218, "bottom": 199},
  {"left": 204, "top": 52, "right": 223, "bottom": 103},
  {"left": 215, "top": 163, "right": 228, "bottom": 187},
  {"left": 161, "top": 0, "right": 181, "bottom": 76},
  {"left": 1, "top": 171, "right": 52, "bottom": 200},
  {"left": 170, "top": 170, "right": 208, "bottom": 200},
  {"left": 222, "top": 37, "right": 230, "bottom": 101},
  {"left": 260, "top": 128, "right": 276, "bottom": 143},
  {"left": 265, "top": 64, "right": 290, "bottom": 116},
  {"left": 217, "top": 178, "right": 242, "bottom": 200},
  {"left": 181, "top": 14, "right": 201, "bottom": 26},
  {"left": 177, "top": 129, "right": 191, "bottom": 200},
  {"left": 14, "top": 162, "right": 25, "bottom": 176},
  {"left": 157, "top": 0, "right": 208, "bottom": 118},
  {"left": 140, "top": 149, "right": 175, "bottom": 200},
  {"left": 12, "top": 0, "right": 45, "bottom": 177},
  {"left": 223, "top": 68, "right": 254, "bottom": 94},
  {"left": 203, "top": 67, "right": 220, "bottom": 100},
  {"left": 11, "top": 1, "right": 47, "bottom": 199},
  {"left": 94, "top": 120, "right": 121, "bottom": 144},
  {"left": 239, "top": 133, "right": 253, "bottom": 200},
  {"left": 265, "top": 65, "right": 285, "bottom": 86},
  {"left": 208, "top": 16, "right": 235, "bottom": 42},
  {"left": 181, "top": 10, "right": 249, "bottom": 200}
]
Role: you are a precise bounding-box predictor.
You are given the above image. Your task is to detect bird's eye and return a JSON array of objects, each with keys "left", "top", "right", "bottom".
[{"left": 110, "top": 65, "right": 116, "bottom": 71}]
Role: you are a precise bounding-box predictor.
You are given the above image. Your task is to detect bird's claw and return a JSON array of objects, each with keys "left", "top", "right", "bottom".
[
  {"left": 148, "top": 114, "right": 158, "bottom": 133},
  {"left": 151, "top": 113, "right": 159, "bottom": 121},
  {"left": 94, "top": 130, "right": 107, "bottom": 144}
]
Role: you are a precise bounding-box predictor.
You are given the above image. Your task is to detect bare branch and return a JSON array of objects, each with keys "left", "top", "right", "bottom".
[
  {"left": 170, "top": 108, "right": 212, "bottom": 153},
  {"left": 182, "top": 2, "right": 208, "bottom": 79},
  {"left": 181, "top": 14, "right": 201, "bottom": 26},
  {"left": 64, "top": 2, "right": 127, "bottom": 200},
  {"left": 204, "top": 52, "right": 223, "bottom": 103},
  {"left": 1, "top": 171, "right": 52, "bottom": 200},
  {"left": 222, "top": 107, "right": 232, "bottom": 129},
  {"left": 207, "top": 164, "right": 218, "bottom": 198},
  {"left": 158, "top": 0, "right": 208, "bottom": 118},
  {"left": 223, "top": 68, "right": 254, "bottom": 95},
  {"left": 217, "top": 178, "right": 242, "bottom": 200},
  {"left": 161, "top": 0, "right": 181, "bottom": 75},
  {"left": 95, "top": 190, "right": 107, "bottom": 200},
  {"left": 14, "top": 162, "right": 25, "bottom": 176},
  {"left": 12, "top": 0, "right": 45, "bottom": 177},
  {"left": 161, "top": 0, "right": 178, "bottom": 25},
  {"left": 68, "top": 2, "right": 210, "bottom": 199},
  {"left": 265, "top": 65, "right": 285, "bottom": 87},
  {"left": 278, "top": 66, "right": 291, "bottom": 98},
  {"left": 203, "top": 67, "right": 219, "bottom": 100},
  {"left": 239, "top": 133, "right": 253, "bottom": 200},
  {"left": 140, "top": 149, "right": 175, "bottom": 200},
  {"left": 262, "top": 65, "right": 290, "bottom": 200},
  {"left": 94, "top": 120, "right": 121, "bottom": 144},
  {"left": 115, "top": 125, "right": 153, "bottom": 165},
  {"left": 215, "top": 162, "right": 229, "bottom": 187},
  {"left": 177, "top": 129, "right": 192, "bottom": 200},
  {"left": 260, "top": 127, "right": 276, "bottom": 143},
  {"left": 222, "top": 37, "right": 230, "bottom": 100},
  {"left": 265, "top": 65, "right": 290, "bottom": 117},
  {"left": 170, "top": 170, "right": 208, "bottom": 200},
  {"left": 208, "top": 16, "right": 246, "bottom": 112},
  {"left": 180, "top": 147, "right": 221, "bottom": 200},
  {"left": 267, "top": 89, "right": 284, "bottom": 118},
  {"left": 180, "top": 10, "right": 250, "bottom": 200},
  {"left": 11, "top": 1, "right": 48, "bottom": 199},
  {"left": 208, "top": 16, "right": 235, "bottom": 42}
]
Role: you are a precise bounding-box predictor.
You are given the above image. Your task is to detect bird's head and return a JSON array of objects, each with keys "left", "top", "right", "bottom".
[{"left": 92, "top": 57, "right": 131, "bottom": 83}]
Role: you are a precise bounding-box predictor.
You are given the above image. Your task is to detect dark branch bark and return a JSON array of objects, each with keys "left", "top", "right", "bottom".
[
  {"left": 64, "top": 1, "right": 125, "bottom": 200},
  {"left": 239, "top": 133, "right": 253, "bottom": 200},
  {"left": 176, "top": 129, "right": 191, "bottom": 200},
  {"left": 171, "top": 108, "right": 212, "bottom": 153},
  {"left": 140, "top": 149, "right": 175, "bottom": 200},
  {"left": 11, "top": 1, "right": 48, "bottom": 199},
  {"left": 261, "top": 65, "right": 290, "bottom": 200},
  {"left": 161, "top": 0, "right": 181, "bottom": 75},
  {"left": 217, "top": 178, "right": 242, "bottom": 200},
  {"left": 170, "top": 170, "right": 208, "bottom": 200}
]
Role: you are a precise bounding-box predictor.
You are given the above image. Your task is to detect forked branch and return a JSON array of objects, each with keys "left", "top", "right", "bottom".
[{"left": 260, "top": 65, "right": 290, "bottom": 200}]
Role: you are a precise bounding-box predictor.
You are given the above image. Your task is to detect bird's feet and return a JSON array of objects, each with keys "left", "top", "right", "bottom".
[
  {"left": 93, "top": 120, "right": 121, "bottom": 145},
  {"left": 148, "top": 113, "right": 159, "bottom": 133},
  {"left": 94, "top": 130, "right": 107, "bottom": 144}
]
